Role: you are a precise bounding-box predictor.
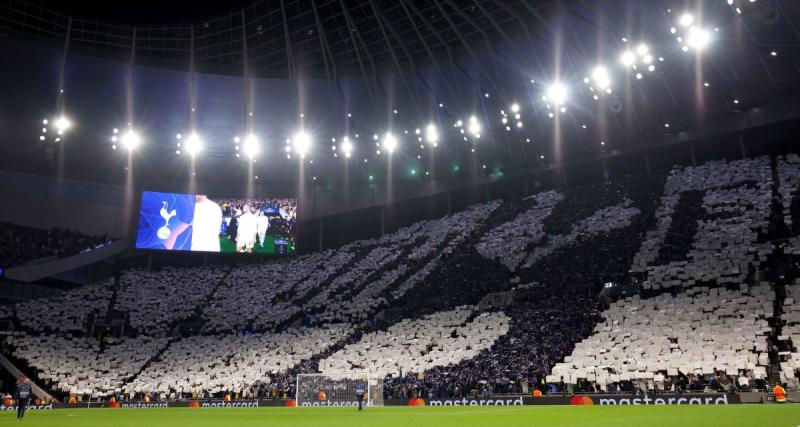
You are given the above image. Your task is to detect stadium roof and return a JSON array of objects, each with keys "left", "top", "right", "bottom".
[{"left": 0, "top": 0, "right": 799, "bottom": 193}]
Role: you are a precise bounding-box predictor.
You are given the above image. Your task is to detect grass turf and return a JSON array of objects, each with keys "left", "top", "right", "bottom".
[
  {"left": 2, "top": 405, "right": 798, "bottom": 427},
  {"left": 219, "top": 235, "right": 296, "bottom": 254}
]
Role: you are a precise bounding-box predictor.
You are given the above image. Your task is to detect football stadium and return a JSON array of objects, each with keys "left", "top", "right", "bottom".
[{"left": 0, "top": 0, "right": 799, "bottom": 425}]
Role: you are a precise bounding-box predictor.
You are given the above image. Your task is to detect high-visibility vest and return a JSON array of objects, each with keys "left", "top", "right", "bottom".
[
  {"left": 318, "top": 391, "right": 326, "bottom": 401},
  {"left": 774, "top": 385, "right": 786, "bottom": 402},
  {"left": 532, "top": 389, "right": 543, "bottom": 397}
]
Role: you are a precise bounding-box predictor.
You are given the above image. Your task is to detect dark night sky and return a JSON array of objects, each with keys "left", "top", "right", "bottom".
[{"left": 28, "top": 0, "right": 249, "bottom": 25}]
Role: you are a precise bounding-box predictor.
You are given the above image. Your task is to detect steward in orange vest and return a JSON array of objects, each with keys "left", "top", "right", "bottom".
[{"left": 773, "top": 384, "right": 787, "bottom": 403}]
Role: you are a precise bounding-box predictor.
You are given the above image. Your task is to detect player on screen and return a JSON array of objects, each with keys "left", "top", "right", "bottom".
[
  {"left": 190, "top": 195, "right": 222, "bottom": 252},
  {"left": 236, "top": 203, "right": 257, "bottom": 253},
  {"left": 355, "top": 380, "right": 366, "bottom": 411},
  {"left": 256, "top": 210, "right": 270, "bottom": 247}
]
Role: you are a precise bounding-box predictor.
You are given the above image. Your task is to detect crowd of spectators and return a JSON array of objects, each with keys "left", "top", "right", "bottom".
[
  {"left": 1, "top": 154, "right": 797, "bottom": 401},
  {"left": 550, "top": 285, "right": 774, "bottom": 393},
  {"left": 0, "top": 223, "right": 111, "bottom": 268},
  {"left": 321, "top": 307, "right": 509, "bottom": 378},
  {"left": 214, "top": 197, "right": 297, "bottom": 240},
  {"left": 630, "top": 157, "right": 773, "bottom": 289},
  {"left": 383, "top": 285, "right": 597, "bottom": 399}
]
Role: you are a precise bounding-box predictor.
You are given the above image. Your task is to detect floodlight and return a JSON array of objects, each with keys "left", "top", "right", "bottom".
[
  {"left": 425, "top": 124, "right": 439, "bottom": 144},
  {"left": 545, "top": 83, "right": 567, "bottom": 106},
  {"left": 510, "top": 103, "right": 520, "bottom": 114},
  {"left": 243, "top": 134, "right": 259, "bottom": 159},
  {"left": 591, "top": 66, "right": 611, "bottom": 90},
  {"left": 679, "top": 13, "right": 694, "bottom": 27},
  {"left": 687, "top": 26, "right": 711, "bottom": 50},
  {"left": 185, "top": 133, "right": 202, "bottom": 157},
  {"left": 467, "top": 116, "right": 481, "bottom": 136},
  {"left": 121, "top": 130, "right": 141, "bottom": 151},
  {"left": 382, "top": 133, "right": 398, "bottom": 153},
  {"left": 340, "top": 137, "right": 354, "bottom": 158},
  {"left": 620, "top": 51, "right": 636, "bottom": 67},
  {"left": 293, "top": 131, "right": 312, "bottom": 156},
  {"left": 54, "top": 117, "right": 71, "bottom": 131}
]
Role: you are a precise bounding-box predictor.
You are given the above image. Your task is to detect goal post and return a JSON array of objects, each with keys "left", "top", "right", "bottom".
[{"left": 296, "top": 373, "right": 384, "bottom": 407}]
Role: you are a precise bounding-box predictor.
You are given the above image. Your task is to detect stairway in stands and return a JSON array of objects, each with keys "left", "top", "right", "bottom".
[
  {"left": 122, "top": 338, "right": 177, "bottom": 390},
  {"left": 179, "top": 266, "right": 234, "bottom": 335},
  {"left": 763, "top": 155, "right": 794, "bottom": 386}
]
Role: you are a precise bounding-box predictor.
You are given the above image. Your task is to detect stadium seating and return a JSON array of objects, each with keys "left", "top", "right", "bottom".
[
  {"left": 14, "top": 280, "right": 114, "bottom": 333},
  {"left": 781, "top": 282, "right": 800, "bottom": 388},
  {"left": 475, "top": 191, "right": 562, "bottom": 271},
  {"left": 126, "top": 325, "right": 349, "bottom": 398},
  {"left": 550, "top": 285, "right": 774, "bottom": 391},
  {"left": 0, "top": 154, "right": 794, "bottom": 400},
  {"left": 7, "top": 334, "right": 168, "bottom": 398},
  {"left": 631, "top": 157, "right": 773, "bottom": 289},
  {"left": 115, "top": 267, "right": 228, "bottom": 335},
  {"left": 778, "top": 154, "right": 800, "bottom": 232},
  {"left": 201, "top": 201, "right": 500, "bottom": 332},
  {"left": 319, "top": 307, "right": 509, "bottom": 378},
  {"left": 0, "top": 223, "right": 111, "bottom": 268}
]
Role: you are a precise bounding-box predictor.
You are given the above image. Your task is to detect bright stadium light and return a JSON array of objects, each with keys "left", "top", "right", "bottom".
[
  {"left": 54, "top": 117, "right": 71, "bottom": 131},
  {"left": 293, "top": 131, "right": 311, "bottom": 157},
  {"left": 620, "top": 50, "right": 636, "bottom": 67},
  {"left": 510, "top": 103, "right": 520, "bottom": 114},
  {"left": 467, "top": 116, "right": 481, "bottom": 136},
  {"left": 243, "top": 134, "right": 260, "bottom": 159},
  {"left": 544, "top": 83, "right": 567, "bottom": 106},
  {"left": 679, "top": 13, "right": 695, "bottom": 27},
  {"left": 120, "top": 130, "right": 141, "bottom": 151},
  {"left": 425, "top": 124, "right": 439, "bottom": 144},
  {"left": 382, "top": 133, "right": 398, "bottom": 154},
  {"left": 185, "top": 133, "right": 202, "bottom": 157},
  {"left": 591, "top": 66, "right": 611, "bottom": 90},
  {"left": 636, "top": 44, "right": 649, "bottom": 56},
  {"left": 687, "top": 26, "right": 711, "bottom": 50},
  {"left": 340, "top": 136, "right": 354, "bottom": 158}
]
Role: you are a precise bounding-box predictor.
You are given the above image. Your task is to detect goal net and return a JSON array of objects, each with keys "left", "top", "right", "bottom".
[{"left": 296, "top": 373, "right": 384, "bottom": 407}]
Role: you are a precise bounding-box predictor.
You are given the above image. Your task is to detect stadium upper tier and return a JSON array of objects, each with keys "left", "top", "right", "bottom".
[{"left": 4, "top": 152, "right": 800, "bottom": 400}]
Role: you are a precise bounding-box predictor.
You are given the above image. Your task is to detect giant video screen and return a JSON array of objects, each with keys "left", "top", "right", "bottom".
[{"left": 136, "top": 191, "right": 297, "bottom": 255}]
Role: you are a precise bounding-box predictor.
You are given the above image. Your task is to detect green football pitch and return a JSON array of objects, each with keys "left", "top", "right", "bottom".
[
  {"left": 2, "top": 405, "right": 798, "bottom": 427},
  {"left": 219, "top": 235, "right": 296, "bottom": 254}
]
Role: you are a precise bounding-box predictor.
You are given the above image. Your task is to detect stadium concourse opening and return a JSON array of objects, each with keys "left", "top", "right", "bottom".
[{"left": 2, "top": 0, "right": 800, "bottom": 425}]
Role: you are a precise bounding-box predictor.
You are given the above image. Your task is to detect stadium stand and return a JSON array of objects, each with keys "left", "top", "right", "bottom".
[
  {"left": 319, "top": 307, "right": 509, "bottom": 378},
  {"left": 114, "top": 267, "right": 228, "bottom": 335},
  {"left": 0, "top": 223, "right": 110, "bottom": 268},
  {"left": 13, "top": 280, "right": 114, "bottom": 333},
  {"left": 126, "top": 326, "right": 349, "bottom": 399},
  {"left": 6, "top": 334, "right": 168, "bottom": 398},
  {"left": 550, "top": 285, "right": 774, "bottom": 392},
  {"left": 0, "top": 155, "right": 796, "bottom": 402},
  {"left": 630, "top": 157, "right": 773, "bottom": 289},
  {"left": 781, "top": 281, "right": 800, "bottom": 389}
]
